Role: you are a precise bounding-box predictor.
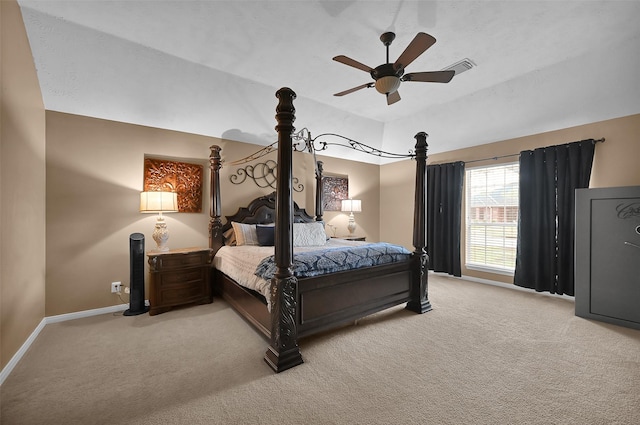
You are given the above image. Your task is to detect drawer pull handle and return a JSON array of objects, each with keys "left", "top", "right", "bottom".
[{"left": 624, "top": 241, "right": 640, "bottom": 250}]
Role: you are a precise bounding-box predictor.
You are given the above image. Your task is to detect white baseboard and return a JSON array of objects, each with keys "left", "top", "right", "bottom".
[
  {"left": 0, "top": 302, "right": 134, "bottom": 386},
  {"left": 0, "top": 318, "right": 47, "bottom": 386},
  {"left": 453, "top": 273, "right": 575, "bottom": 301},
  {"left": 45, "top": 303, "right": 129, "bottom": 324}
]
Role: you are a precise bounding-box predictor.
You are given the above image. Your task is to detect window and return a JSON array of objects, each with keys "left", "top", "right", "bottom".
[{"left": 465, "top": 163, "right": 519, "bottom": 274}]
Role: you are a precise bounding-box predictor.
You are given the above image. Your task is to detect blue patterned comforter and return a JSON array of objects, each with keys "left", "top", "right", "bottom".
[{"left": 254, "top": 243, "right": 412, "bottom": 280}]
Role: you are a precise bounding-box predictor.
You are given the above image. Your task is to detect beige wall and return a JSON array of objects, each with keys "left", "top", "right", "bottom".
[
  {"left": 46, "top": 113, "right": 211, "bottom": 316},
  {"left": 45, "top": 112, "right": 380, "bottom": 316},
  {"left": 314, "top": 155, "right": 380, "bottom": 242},
  {"left": 380, "top": 113, "right": 640, "bottom": 284},
  {"left": 1, "top": 0, "right": 47, "bottom": 370}
]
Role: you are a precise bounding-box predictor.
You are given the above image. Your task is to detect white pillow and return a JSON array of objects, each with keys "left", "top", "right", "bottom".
[
  {"left": 293, "top": 222, "right": 328, "bottom": 247},
  {"left": 231, "top": 222, "right": 259, "bottom": 246}
]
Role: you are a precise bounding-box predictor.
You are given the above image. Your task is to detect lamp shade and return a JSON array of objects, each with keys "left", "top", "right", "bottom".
[
  {"left": 140, "top": 191, "right": 178, "bottom": 213},
  {"left": 374, "top": 76, "right": 401, "bottom": 94},
  {"left": 341, "top": 199, "right": 362, "bottom": 213}
]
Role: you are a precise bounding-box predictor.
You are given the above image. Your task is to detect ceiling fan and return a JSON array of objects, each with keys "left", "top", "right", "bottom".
[{"left": 333, "top": 32, "right": 454, "bottom": 105}]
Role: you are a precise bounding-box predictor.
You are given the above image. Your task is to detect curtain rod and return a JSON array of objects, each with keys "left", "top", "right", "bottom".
[{"left": 460, "top": 138, "right": 605, "bottom": 165}]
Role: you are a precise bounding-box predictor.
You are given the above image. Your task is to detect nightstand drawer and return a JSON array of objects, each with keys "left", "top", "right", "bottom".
[
  {"left": 159, "top": 268, "right": 205, "bottom": 286},
  {"left": 159, "top": 283, "right": 205, "bottom": 305},
  {"left": 155, "top": 252, "right": 209, "bottom": 270}
]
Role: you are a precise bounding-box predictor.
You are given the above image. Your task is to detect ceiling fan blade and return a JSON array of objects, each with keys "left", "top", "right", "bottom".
[
  {"left": 333, "top": 55, "right": 374, "bottom": 73},
  {"left": 334, "top": 83, "right": 373, "bottom": 97},
  {"left": 394, "top": 32, "right": 436, "bottom": 70},
  {"left": 387, "top": 90, "right": 401, "bottom": 105},
  {"left": 403, "top": 70, "right": 455, "bottom": 83}
]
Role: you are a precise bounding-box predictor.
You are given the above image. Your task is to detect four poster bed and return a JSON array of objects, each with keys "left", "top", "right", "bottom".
[{"left": 208, "top": 87, "right": 431, "bottom": 372}]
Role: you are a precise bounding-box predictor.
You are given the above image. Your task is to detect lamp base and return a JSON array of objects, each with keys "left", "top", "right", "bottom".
[
  {"left": 152, "top": 215, "right": 170, "bottom": 252},
  {"left": 347, "top": 212, "right": 357, "bottom": 235}
]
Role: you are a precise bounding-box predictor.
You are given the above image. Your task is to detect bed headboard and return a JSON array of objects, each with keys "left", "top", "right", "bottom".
[
  {"left": 209, "top": 144, "right": 322, "bottom": 255},
  {"left": 221, "top": 191, "right": 315, "bottom": 234}
]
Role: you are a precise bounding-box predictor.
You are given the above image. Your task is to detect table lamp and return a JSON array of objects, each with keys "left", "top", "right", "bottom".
[
  {"left": 140, "top": 191, "right": 178, "bottom": 251},
  {"left": 341, "top": 198, "right": 362, "bottom": 235}
]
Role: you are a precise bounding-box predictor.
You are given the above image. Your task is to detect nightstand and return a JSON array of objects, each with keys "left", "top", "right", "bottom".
[
  {"left": 147, "top": 247, "right": 213, "bottom": 316},
  {"left": 332, "top": 236, "right": 366, "bottom": 241}
]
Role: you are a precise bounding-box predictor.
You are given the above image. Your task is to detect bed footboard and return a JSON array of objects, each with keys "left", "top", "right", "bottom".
[{"left": 297, "top": 262, "right": 413, "bottom": 338}]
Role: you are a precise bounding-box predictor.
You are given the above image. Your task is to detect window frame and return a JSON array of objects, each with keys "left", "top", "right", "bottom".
[{"left": 464, "top": 162, "right": 519, "bottom": 276}]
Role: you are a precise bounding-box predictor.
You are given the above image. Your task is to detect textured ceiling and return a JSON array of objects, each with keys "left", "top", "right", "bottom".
[{"left": 18, "top": 0, "right": 640, "bottom": 164}]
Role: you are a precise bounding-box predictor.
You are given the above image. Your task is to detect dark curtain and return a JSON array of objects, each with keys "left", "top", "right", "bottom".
[
  {"left": 514, "top": 140, "right": 595, "bottom": 295},
  {"left": 427, "top": 161, "right": 465, "bottom": 277}
]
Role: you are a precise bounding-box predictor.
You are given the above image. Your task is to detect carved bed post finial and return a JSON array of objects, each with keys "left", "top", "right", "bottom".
[
  {"left": 315, "top": 161, "right": 324, "bottom": 222},
  {"left": 209, "top": 145, "right": 223, "bottom": 253},
  {"left": 264, "top": 87, "right": 304, "bottom": 373},
  {"left": 406, "top": 132, "right": 432, "bottom": 314}
]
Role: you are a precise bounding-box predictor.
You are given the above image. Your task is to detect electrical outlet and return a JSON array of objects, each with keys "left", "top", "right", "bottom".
[{"left": 111, "top": 282, "right": 122, "bottom": 294}]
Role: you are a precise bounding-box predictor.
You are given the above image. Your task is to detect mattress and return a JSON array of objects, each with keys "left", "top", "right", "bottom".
[{"left": 212, "top": 238, "right": 368, "bottom": 305}]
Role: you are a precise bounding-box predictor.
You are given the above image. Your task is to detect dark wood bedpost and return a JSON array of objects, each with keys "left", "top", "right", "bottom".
[
  {"left": 264, "top": 87, "right": 304, "bottom": 373},
  {"left": 406, "top": 132, "right": 433, "bottom": 314},
  {"left": 315, "top": 161, "right": 324, "bottom": 222},
  {"left": 209, "top": 145, "right": 224, "bottom": 254}
]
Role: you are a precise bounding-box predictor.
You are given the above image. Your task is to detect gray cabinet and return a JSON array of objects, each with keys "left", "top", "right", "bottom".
[{"left": 575, "top": 186, "right": 640, "bottom": 330}]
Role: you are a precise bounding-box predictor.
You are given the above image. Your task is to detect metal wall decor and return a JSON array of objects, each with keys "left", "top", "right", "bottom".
[
  {"left": 229, "top": 160, "right": 304, "bottom": 192},
  {"left": 144, "top": 157, "right": 203, "bottom": 213}
]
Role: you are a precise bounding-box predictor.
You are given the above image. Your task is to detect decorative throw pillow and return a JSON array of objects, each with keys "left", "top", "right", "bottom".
[
  {"left": 223, "top": 228, "right": 236, "bottom": 246},
  {"left": 293, "top": 222, "right": 328, "bottom": 247},
  {"left": 256, "top": 225, "right": 275, "bottom": 246},
  {"left": 231, "top": 222, "right": 259, "bottom": 246}
]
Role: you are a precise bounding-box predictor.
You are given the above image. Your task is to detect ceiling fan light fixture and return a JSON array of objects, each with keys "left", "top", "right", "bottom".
[
  {"left": 333, "top": 31, "right": 451, "bottom": 104},
  {"left": 375, "top": 75, "right": 401, "bottom": 94}
]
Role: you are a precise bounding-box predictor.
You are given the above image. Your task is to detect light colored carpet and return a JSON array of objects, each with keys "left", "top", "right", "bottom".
[{"left": 2, "top": 274, "right": 639, "bottom": 425}]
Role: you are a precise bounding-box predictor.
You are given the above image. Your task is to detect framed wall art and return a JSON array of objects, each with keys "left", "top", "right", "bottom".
[
  {"left": 143, "top": 157, "right": 203, "bottom": 213},
  {"left": 321, "top": 175, "right": 348, "bottom": 211}
]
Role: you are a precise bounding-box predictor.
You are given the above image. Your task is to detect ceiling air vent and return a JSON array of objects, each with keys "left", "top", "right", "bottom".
[{"left": 442, "top": 58, "right": 476, "bottom": 75}]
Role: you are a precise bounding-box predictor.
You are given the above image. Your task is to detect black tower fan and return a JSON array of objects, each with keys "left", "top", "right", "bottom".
[{"left": 124, "top": 233, "right": 149, "bottom": 316}]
